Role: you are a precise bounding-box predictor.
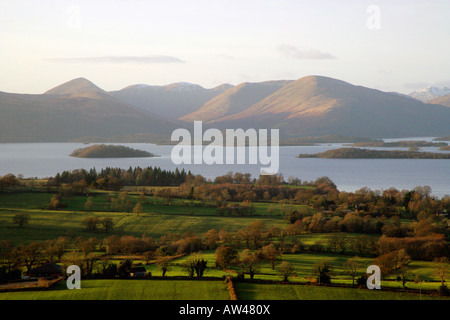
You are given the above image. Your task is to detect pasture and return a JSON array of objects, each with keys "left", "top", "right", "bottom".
[
  {"left": 0, "top": 192, "right": 289, "bottom": 244},
  {"left": 235, "top": 283, "right": 450, "bottom": 300},
  {"left": 0, "top": 280, "right": 230, "bottom": 300}
]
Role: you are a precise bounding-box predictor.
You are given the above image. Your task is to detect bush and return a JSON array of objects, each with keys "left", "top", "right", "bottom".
[
  {"left": 439, "top": 284, "right": 450, "bottom": 296},
  {"left": 314, "top": 260, "right": 332, "bottom": 285},
  {"left": 357, "top": 275, "right": 368, "bottom": 288},
  {"left": 236, "top": 272, "right": 245, "bottom": 281},
  {"left": 0, "top": 267, "right": 22, "bottom": 283},
  {"left": 309, "top": 243, "right": 324, "bottom": 253}
]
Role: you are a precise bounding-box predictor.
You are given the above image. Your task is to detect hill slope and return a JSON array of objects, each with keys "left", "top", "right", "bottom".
[
  {"left": 111, "top": 82, "right": 233, "bottom": 119},
  {"left": 0, "top": 79, "right": 180, "bottom": 142},
  {"left": 211, "top": 76, "right": 450, "bottom": 138},
  {"left": 428, "top": 94, "right": 450, "bottom": 107},
  {"left": 181, "top": 80, "right": 292, "bottom": 122}
]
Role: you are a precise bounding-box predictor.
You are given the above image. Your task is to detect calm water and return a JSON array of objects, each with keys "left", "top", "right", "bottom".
[{"left": 0, "top": 140, "right": 449, "bottom": 197}]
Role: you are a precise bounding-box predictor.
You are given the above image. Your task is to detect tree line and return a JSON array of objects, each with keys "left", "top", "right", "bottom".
[{"left": 46, "top": 166, "right": 191, "bottom": 191}]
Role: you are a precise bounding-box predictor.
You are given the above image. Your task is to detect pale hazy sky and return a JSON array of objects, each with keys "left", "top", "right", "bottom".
[{"left": 1, "top": 0, "right": 449, "bottom": 94}]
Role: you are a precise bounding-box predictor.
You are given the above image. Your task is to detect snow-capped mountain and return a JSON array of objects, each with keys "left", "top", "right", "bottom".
[{"left": 409, "top": 86, "right": 450, "bottom": 102}]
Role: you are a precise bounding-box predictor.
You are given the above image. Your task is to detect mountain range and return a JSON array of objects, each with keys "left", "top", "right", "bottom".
[
  {"left": 0, "top": 76, "right": 449, "bottom": 142},
  {"left": 183, "top": 76, "right": 450, "bottom": 138}
]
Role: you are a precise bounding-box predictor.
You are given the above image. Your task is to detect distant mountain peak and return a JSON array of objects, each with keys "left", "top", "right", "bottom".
[
  {"left": 165, "top": 82, "right": 205, "bottom": 91},
  {"left": 44, "top": 78, "right": 108, "bottom": 99},
  {"left": 133, "top": 84, "right": 151, "bottom": 88},
  {"left": 409, "top": 86, "right": 450, "bottom": 102}
]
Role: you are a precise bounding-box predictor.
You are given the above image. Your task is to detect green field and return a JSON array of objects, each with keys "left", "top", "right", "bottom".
[
  {"left": 0, "top": 208, "right": 287, "bottom": 245},
  {"left": 0, "top": 192, "right": 308, "bottom": 217},
  {"left": 0, "top": 280, "right": 230, "bottom": 300},
  {"left": 1, "top": 280, "right": 446, "bottom": 300},
  {"left": 165, "top": 251, "right": 441, "bottom": 288},
  {"left": 235, "top": 283, "right": 450, "bottom": 300},
  {"left": 0, "top": 193, "right": 289, "bottom": 244}
]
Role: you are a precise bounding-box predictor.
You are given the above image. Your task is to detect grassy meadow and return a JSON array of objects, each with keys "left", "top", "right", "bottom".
[
  {"left": 0, "top": 192, "right": 289, "bottom": 244},
  {"left": 0, "top": 280, "right": 230, "bottom": 300},
  {"left": 0, "top": 279, "right": 446, "bottom": 300},
  {"left": 235, "top": 283, "right": 450, "bottom": 300}
]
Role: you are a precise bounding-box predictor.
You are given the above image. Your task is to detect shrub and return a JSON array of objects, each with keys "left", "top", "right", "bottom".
[
  {"left": 439, "top": 284, "right": 450, "bottom": 296},
  {"left": 357, "top": 274, "right": 368, "bottom": 288},
  {"left": 236, "top": 272, "right": 245, "bottom": 281},
  {"left": 313, "top": 260, "right": 332, "bottom": 285}
]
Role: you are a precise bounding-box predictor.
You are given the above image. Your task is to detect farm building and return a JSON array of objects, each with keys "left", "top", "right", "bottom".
[{"left": 130, "top": 267, "right": 147, "bottom": 278}]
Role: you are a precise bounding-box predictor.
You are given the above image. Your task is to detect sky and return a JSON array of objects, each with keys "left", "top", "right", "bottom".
[{"left": 0, "top": 0, "right": 449, "bottom": 94}]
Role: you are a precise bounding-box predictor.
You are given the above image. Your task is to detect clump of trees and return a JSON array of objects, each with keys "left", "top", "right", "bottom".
[
  {"left": 82, "top": 217, "right": 114, "bottom": 234},
  {"left": 0, "top": 174, "right": 19, "bottom": 192},
  {"left": 183, "top": 256, "right": 208, "bottom": 278},
  {"left": 313, "top": 260, "right": 332, "bottom": 285},
  {"left": 47, "top": 167, "right": 191, "bottom": 192}
]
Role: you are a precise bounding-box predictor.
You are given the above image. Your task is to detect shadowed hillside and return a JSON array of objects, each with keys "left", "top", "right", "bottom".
[
  {"left": 0, "top": 78, "right": 180, "bottom": 142},
  {"left": 111, "top": 82, "right": 233, "bottom": 119}
]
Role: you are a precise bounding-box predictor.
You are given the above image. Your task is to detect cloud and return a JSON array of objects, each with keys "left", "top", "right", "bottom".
[
  {"left": 433, "top": 80, "right": 450, "bottom": 88},
  {"left": 278, "top": 45, "right": 336, "bottom": 60},
  {"left": 378, "top": 69, "right": 393, "bottom": 76},
  {"left": 216, "top": 54, "right": 235, "bottom": 60},
  {"left": 45, "top": 55, "right": 186, "bottom": 64}
]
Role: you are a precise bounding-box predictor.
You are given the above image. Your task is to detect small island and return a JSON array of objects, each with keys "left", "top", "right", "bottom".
[
  {"left": 70, "top": 144, "right": 158, "bottom": 158},
  {"left": 297, "top": 147, "right": 450, "bottom": 159},
  {"left": 280, "top": 135, "right": 379, "bottom": 146},
  {"left": 439, "top": 145, "right": 450, "bottom": 151},
  {"left": 433, "top": 136, "right": 450, "bottom": 142},
  {"left": 347, "top": 141, "right": 447, "bottom": 148}
]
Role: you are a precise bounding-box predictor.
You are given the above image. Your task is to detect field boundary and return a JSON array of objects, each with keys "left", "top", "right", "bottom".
[
  {"left": 226, "top": 276, "right": 238, "bottom": 300},
  {"left": 0, "top": 277, "right": 63, "bottom": 293}
]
